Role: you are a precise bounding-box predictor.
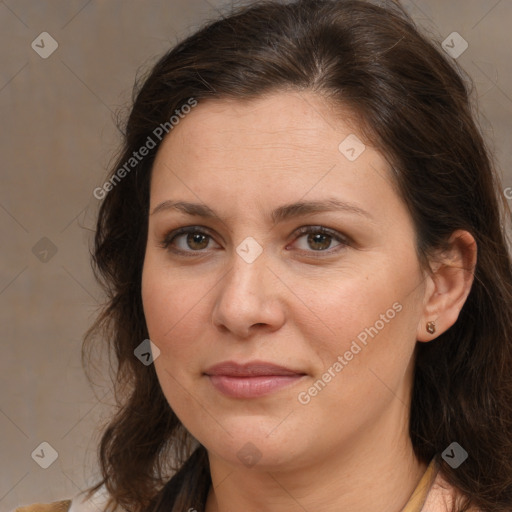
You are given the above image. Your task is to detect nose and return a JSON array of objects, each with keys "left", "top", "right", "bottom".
[{"left": 211, "top": 246, "right": 286, "bottom": 339}]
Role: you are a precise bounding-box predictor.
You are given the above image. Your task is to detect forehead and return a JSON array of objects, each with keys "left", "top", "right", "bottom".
[
  {"left": 160, "top": 91, "right": 360, "bottom": 159},
  {"left": 151, "top": 91, "right": 377, "bottom": 179},
  {"left": 148, "top": 91, "right": 402, "bottom": 228}
]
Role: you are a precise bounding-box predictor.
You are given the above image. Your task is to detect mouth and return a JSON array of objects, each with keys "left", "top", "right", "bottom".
[{"left": 204, "top": 360, "right": 307, "bottom": 398}]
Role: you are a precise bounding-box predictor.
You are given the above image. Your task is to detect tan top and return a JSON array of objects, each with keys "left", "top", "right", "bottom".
[
  {"left": 13, "top": 501, "right": 72, "bottom": 512},
  {"left": 12, "top": 458, "right": 473, "bottom": 512},
  {"left": 402, "top": 457, "right": 439, "bottom": 511}
]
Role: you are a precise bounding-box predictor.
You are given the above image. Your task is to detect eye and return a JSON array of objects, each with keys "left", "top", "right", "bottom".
[
  {"left": 158, "top": 226, "right": 219, "bottom": 255},
  {"left": 290, "top": 226, "right": 349, "bottom": 255}
]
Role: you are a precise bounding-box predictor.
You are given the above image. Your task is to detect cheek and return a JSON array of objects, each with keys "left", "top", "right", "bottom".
[
  {"left": 141, "top": 265, "right": 210, "bottom": 424},
  {"left": 141, "top": 264, "right": 202, "bottom": 363},
  {"left": 299, "top": 268, "right": 409, "bottom": 355},
  {"left": 297, "top": 262, "right": 421, "bottom": 404}
]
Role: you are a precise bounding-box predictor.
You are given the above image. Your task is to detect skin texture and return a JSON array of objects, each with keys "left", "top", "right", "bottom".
[{"left": 141, "top": 91, "right": 477, "bottom": 512}]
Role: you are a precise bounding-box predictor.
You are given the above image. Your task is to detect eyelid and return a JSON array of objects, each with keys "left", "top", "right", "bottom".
[{"left": 292, "top": 225, "right": 350, "bottom": 244}]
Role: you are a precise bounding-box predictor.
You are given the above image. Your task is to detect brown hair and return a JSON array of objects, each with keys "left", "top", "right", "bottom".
[{"left": 81, "top": 1, "right": 512, "bottom": 511}]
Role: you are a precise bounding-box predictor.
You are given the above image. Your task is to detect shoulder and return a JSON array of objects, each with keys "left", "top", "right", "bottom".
[
  {"left": 13, "top": 500, "right": 72, "bottom": 512},
  {"left": 14, "top": 485, "right": 113, "bottom": 512}
]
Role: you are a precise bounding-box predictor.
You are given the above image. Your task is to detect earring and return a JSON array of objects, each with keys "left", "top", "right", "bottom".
[{"left": 426, "top": 321, "right": 436, "bottom": 334}]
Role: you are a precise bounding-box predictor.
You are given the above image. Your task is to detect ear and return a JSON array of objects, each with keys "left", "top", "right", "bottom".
[{"left": 416, "top": 230, "right": 477, "bottom": 342}]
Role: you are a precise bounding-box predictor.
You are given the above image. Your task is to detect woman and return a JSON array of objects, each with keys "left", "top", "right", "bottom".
[{"left": 15, "top": 0, "right": 512, "bottom": 511}]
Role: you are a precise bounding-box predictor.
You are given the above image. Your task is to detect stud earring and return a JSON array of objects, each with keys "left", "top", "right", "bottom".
[{"left": 426, "top": 321, "right": 436, "bottom": 334}]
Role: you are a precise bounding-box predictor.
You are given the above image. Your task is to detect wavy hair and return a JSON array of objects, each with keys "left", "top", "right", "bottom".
[{"left": 80, "top": 1, "right": 512, "bottom": 511}]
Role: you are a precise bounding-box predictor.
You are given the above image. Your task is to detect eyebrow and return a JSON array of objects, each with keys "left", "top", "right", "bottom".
[{"left": 150, "top": 198, "right": 373, "bottom": 224}]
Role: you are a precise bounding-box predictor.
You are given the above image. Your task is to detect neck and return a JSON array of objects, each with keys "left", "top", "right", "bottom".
[{"left": 204, "top": 404, "right": 428, "bottom": 512}]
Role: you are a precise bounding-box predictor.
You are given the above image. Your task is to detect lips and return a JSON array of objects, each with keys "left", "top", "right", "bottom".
[
  {"left": 204, "top": 360, "right": 305, "bottom": 377},
  {"left": 204, "top": 360, "right": 306, "bottom": 398}
]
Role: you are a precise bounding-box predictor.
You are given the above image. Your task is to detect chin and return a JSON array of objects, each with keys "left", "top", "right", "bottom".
[{"left": 193, "top": 417, "right": 311, "bottom": 470}]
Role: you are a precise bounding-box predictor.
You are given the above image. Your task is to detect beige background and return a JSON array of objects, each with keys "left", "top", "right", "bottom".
[{"left": 1, "top": 1, "right": 511, "bottom": 510}]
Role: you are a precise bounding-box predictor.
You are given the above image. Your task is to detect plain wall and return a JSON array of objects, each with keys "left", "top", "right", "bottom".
[{"left": 1, "top": 1, "right": 511, "bottom": 510}]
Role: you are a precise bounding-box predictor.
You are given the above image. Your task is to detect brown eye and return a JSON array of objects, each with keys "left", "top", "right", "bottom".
[
  {"left": 184, "top": 232, "right": 210, "bottom": 250},
  {"left": 305, "top": 232, "right": 334, "bottom": 251},
  {"left": 159, "top": 227, "right": 219, "bottom": 254},
  {"left": 292, "top": 226, "right": 349, "bottom": 255}
]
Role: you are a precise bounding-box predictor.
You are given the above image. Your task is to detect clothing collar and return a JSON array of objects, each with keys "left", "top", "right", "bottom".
[
  {"left": 401, "top": 458, "right": 439, "bottom": 512},
  {"left": 68, "top": 458, "right": 441, "bottom": 512}
]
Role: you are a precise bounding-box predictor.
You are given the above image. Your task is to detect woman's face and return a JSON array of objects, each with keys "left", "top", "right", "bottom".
[{"left": 142, "top": 91, "right": 429, "bottom": 471}]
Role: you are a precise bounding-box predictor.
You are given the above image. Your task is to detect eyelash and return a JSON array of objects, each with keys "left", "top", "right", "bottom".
[{"left": 158, "top": 225, "right": 350, "bottom": 258}]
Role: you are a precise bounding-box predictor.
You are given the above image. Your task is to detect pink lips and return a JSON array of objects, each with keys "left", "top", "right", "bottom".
[{"left": 204, "top": 361, "right": 306, "bottom": 398}]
